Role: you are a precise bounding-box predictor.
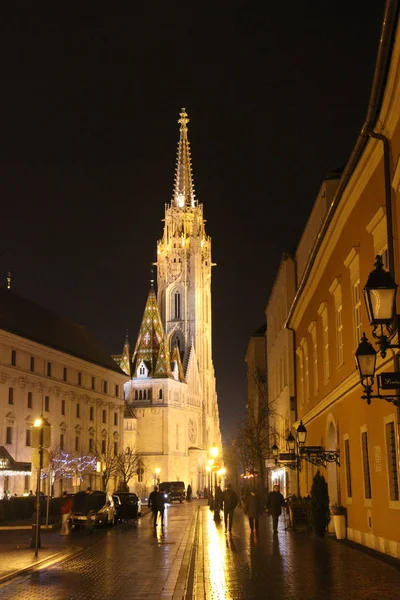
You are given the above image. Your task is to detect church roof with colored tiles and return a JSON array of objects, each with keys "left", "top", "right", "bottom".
[{"left": 132, "top": 284, "right": 172, "bottom": 379}]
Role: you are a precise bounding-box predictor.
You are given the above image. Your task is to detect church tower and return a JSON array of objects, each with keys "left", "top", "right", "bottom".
[
  {"left": 155, "top": 108, "right": 219, "bottom": 448},
  {"left": 123, "top": 109, "right": 221, "bottom": 492}
]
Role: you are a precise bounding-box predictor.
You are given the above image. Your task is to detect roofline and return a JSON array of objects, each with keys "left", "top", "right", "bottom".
[
  {"left": 0, "top": 325, "right": 125, "bottom": 376},
  {"left": 286, "top": 0, "right": 399, "bottom": 329}
]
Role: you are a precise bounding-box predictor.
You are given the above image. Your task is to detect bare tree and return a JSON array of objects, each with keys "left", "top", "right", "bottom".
[
  {"left": 114, "top": 447, "right": 142, "bottom": 492},
  {"left": 96, "top": 437, "right": 118, "bottom": 491},
  {"left": 236, "top": 367, "right": 274, "bottom": 492}
]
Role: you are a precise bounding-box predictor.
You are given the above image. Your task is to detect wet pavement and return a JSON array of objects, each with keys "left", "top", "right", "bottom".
[{"left": 0, "top": 501, "right": 399, "bottom": 599}]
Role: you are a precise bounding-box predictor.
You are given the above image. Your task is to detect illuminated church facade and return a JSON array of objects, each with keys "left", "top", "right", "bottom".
[{"left": 119, "top": 109, "right": 222, "bottom": 493}]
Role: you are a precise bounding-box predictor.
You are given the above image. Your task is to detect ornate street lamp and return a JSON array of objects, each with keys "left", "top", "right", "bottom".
[
  {"left": 296, "top": 421, "right": 307, "bottom": 447},
  {"left": 272, "top": 422, "right": 339, "bottom": 470},
  {"left": 355, "top": 256, "right": 400, "bottom": 406}
]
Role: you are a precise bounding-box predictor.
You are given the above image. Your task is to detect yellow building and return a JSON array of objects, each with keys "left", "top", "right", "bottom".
[{"left": 285, "top": 3, "right": 400, "bottom": 556}]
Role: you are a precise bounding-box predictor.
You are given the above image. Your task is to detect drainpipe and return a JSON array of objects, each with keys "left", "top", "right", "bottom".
[
  {"left": 286, "top": 258, "right": 300, "bottom": 497},
  {"left": 369, "top": 130, "right": 400, "bottom": 477}
]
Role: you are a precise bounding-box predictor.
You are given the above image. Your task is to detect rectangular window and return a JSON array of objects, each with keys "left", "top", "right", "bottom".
[
  {"left": 75, "top": 436, "right": 79, "bottom": 451},
  {"left": 336, "top": 305, "right": 344, "bottom": 366},
  {"left": 47, "top": 362, "right": 52, "bottom": 377},
  {"left": 115, "top": 384, "right": 119, "bottom": 397},
  {"left": 353, "top": 281, "right": 362, "bottom": 347},
  {"left": 344, "top": 438, "right": 352, "bottom": 498},
  {"left": 8, "top": 387, "right": 14, "bottom": 405},
  {"left": 30, "top": 356, "right": 35, "bottom": 372},
  {"left": 44, "top": 396, "right": 50, "bottom": 412},
  {"left": 361, "top": 431, "right": 372, "bottom": 500},
  {"left": 323, "top": 314, "right": 329, "bottom": 382},
  {"left": 91, "top": 377, "right": 95, "bottom": 390},
  {"left": 63, "top": 367, "right": 67, "bottom": 382},
  {"left": 6, "top": 427, "right": 12, "bottom": 445},
  {"left": 101, "top": 439, "right": 106, "bottom": 454},
  {"left": 26, "top": 429, "right": 32, "bottom": 447},
  {"left": 103, "top": 381, "right": 108, "bottom": 394},
  {"left": 385, "top": 421, "right": 399, "bottom": 501},
  {"left": 76, "top": 403, "right": 80, "bottom": 418},
  {"left": 27, "top": 391, "right": 33, "bottom": 409},
  {"left": 114, "top": 412, "right": 118, "bottom": 426},
  {"left": 297, "top": 347, "right": 304, "bottom": 406},
  {"left": 89, "top": 438, "right": 94, "bottom": 452},
  {"left": 61, "top": 399, "right": 66, "bottom": 415},
  {"left": 102, "top": 409, "right": 107, "bottom": 424},
  {"left": 114, "top": 442, "right": 118, "bottom": 456},
  {"left": 78, "top": 372, "right": 82, "bottom": 386},
  {"left": 303, "top": 341, "right": 309, "bottom": 402},
  {"left": 90, "top": 406, "right": 94, "bottom": 421},
  {"left": 11, "top": 350, "right": 16, "bottom": 366},
  {"left": 60, "top": 433, "right": 64, "bottom": 450}
]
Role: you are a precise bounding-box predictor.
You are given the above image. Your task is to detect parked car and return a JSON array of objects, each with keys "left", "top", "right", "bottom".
[
  {"left": 113, "top": 492, "right": 142, "bottom": 522},
  {"left": 159, "top": 481, "right": 186, "bottom": 503},
  {"left": 69, "top": 490, "right": 115, "bottom": 529}
]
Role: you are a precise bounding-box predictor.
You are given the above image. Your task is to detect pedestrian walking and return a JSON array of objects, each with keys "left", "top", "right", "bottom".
[
  {"left": 244, "top": 489, "right": 264, "bottom": 533},
  {"left": 60, "top": 491, "right": 72, "bottom": 535},
  {"left": 222, "top": 483, "right": 238, "bottom": 533},
  {"left": 186, "top": 484, "right": 192, "bottom": 501},
  {"left": 149, "top": 486, "right": 164, "bottom": 528},
  {"left": 267, "top": 484, "right": 286, "bottom": 533}
]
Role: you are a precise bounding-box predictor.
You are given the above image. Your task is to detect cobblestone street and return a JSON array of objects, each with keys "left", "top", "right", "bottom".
[{"left": 1, "top": 502, "right": 400, "bottom": 599}]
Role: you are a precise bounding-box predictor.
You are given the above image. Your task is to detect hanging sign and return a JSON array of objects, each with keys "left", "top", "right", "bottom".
[{"left": 378, "top": 372, "right": 400, "bottom": 390}]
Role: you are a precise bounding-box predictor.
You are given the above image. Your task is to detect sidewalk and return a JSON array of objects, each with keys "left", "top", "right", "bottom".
[{"left": 0, "top": 505, "right": 151, "bottom": 586}]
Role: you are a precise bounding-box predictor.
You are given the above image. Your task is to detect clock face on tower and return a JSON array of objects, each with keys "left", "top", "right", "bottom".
[{"left": 188, "top": 418, "right": 196, "bottom": 443}]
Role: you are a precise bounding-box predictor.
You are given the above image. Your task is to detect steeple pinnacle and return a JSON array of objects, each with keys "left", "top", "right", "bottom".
[
  {"left": 172, "top": 108, "right": 196, "bottom": 209},
  {"left": 119, "top": 330, "right": 131, "bottom": 377}
]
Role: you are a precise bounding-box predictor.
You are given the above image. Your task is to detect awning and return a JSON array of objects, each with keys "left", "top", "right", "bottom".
[{"left": 0, "top": 447, "right": 31, "bottom": 476}]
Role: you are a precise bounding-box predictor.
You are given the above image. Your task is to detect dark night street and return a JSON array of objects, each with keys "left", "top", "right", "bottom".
[{"left": 0, "top": 501, "right": 399, "bottom": 599}]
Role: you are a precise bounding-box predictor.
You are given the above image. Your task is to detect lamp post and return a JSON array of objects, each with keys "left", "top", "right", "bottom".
[
  {"left": 355, "top": 255, "right": 400, "bottom": 405},
  {"left": 31, "top": 416, "right": 51, "bottom": 556}
]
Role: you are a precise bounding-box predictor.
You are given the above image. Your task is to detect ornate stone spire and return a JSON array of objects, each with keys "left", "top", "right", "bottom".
[
  {"left": 131, "top": 285, "right": 172, "bottom": 379},
  {"left": 172, "top": 108, "right": 196, "bottom": 208},
  {"left": 119, "top": 330, "right": 131, "bottom": 377}
]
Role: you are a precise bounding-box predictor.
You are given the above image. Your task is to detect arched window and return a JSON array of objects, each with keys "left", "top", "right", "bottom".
[
  {"left": 174, "top": 292, "right": 181, "bottom": 319},
  {"left": 159, "top": 389, "right": 163, "bottom": 399},
  {"left": 135, "top": 390, "right": 138, "bottom": 400},
  {"left": 143, "top": 390, "right": 147, "bottom": 400},
  {"left": 148, "top": 389, "right": 152, "bottom": 400},
  {"left": 139, "top": 365, "right": 145, "bottom": 375},
  {"left": 139, "top": 390, "right": 143, "bottom": 400}
]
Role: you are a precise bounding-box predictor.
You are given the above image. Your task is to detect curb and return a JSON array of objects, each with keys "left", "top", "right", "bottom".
[{"left": 0, "top": 546, "right": 80, "bottom": 587}]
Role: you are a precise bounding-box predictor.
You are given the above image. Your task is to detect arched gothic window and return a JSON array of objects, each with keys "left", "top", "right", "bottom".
[
  {"left": 135, "top": 390, "right": 138, "bottom": 400},
  {"left": 159, "top": 389, "right": 163, "bottom": 399},
  {"left": 174, "top": 292, "right": 181, "bottom": 319},
  {"left": 143, "top": 390, "right": 147, "bottom": 400},
  {"left": 139, "top": 390, "right": 143, "bottom": 400}
]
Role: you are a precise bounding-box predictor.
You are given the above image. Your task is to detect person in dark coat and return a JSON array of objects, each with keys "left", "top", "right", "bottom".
[
  {"left": 267, "top": 484, "right": 286, "bottom": 533},
  {"left": 186, "top": 484, "right": 192, "bottom": 501},
  {"left": 245, "top": 490, "right": 264, "bottom": 533},
  {"left": 149, "top": 486, "right": 165, "bottom": 528},
  {"left": 222, "top": 484, "right": 238, "bottom": 533},
  {"left": 215, "top": 486, "right": 223, "bottom": 512}
]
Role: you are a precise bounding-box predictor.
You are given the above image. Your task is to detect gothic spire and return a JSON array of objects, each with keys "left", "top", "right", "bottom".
[
  {"left": 172, "top": 108, "right": 196, "bottom": 208},
  {"left": 119, "top": 330, "right": 131, "bottom": 377},
  {"left": 131, "top": 285, "right": 172, "bottom": 379}
]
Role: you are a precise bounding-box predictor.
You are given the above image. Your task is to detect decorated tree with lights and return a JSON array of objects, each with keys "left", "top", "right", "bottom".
[
  {"left": 44, "top": 447, "right": 97, "bottom": 494},
  {"left": 114, "top": 447, "right": 142, "bottom": 492}
]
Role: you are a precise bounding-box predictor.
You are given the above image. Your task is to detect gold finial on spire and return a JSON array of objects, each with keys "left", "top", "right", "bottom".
[
  {"left": 6, "top": 269, "right": 11, "bottom": 290},
  {"left": 178, "top": 108, "right": 189, "bottom": 134}
]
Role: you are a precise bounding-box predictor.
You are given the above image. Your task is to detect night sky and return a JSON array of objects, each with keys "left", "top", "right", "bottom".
[{"left": 0, "top": 3, "right": 385, "bottom": 438}]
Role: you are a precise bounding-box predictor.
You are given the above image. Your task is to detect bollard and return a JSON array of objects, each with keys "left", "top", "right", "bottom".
[{"left": 30, "top": 512, "right": 41, "bottom": 549}]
